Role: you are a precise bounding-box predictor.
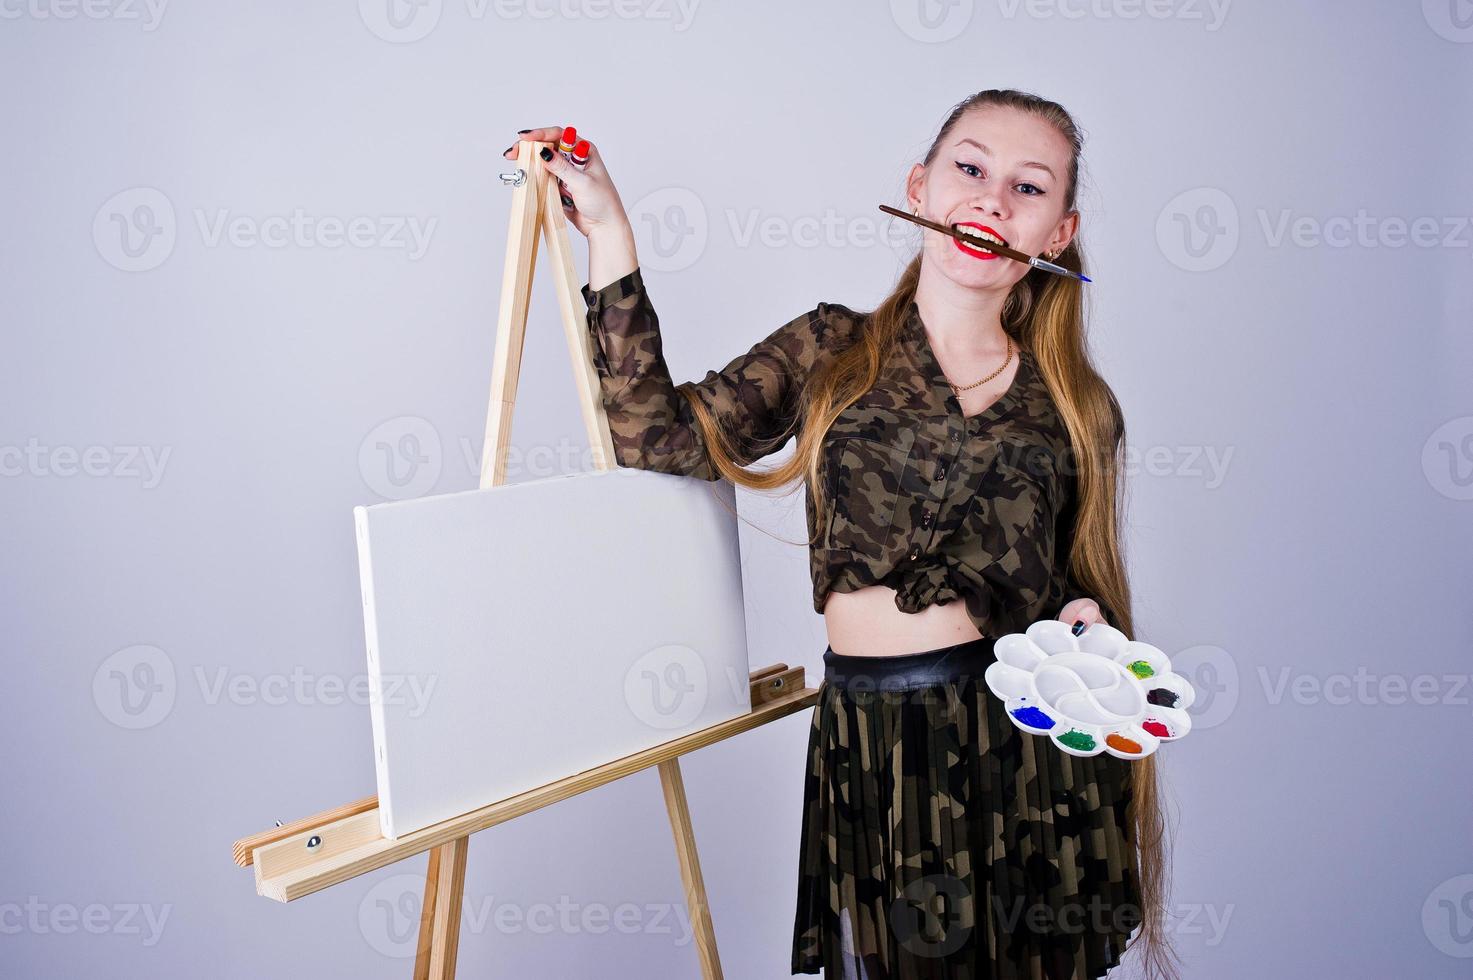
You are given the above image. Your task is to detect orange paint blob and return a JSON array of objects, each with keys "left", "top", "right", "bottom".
[{"left": 1106, "top": 733, "right": 1143, "bottom": 754}]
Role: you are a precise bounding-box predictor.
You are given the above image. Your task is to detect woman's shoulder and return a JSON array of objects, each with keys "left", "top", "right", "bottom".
[
  {"left": 815, "top": 299, "right": 878, "bottom": 332},
  {"left": 783, "top": 299, "right": 866, "bottom": 360},
  {"left": 813, "top": 299, "right": 865, "bottom": 329}
]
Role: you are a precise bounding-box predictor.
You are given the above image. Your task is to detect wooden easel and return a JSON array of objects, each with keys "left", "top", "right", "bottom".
[{"left": 230, "top": 140, "right": 820, "bottom": 978}]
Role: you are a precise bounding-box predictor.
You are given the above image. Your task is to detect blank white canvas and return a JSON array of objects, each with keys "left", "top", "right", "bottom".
[{"left": 353, "top": 468, "right": 754, "bottom": 840}]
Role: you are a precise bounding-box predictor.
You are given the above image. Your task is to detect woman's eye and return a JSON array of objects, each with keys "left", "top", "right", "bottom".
[
  {"left": 1017, "top": 183, "right": 1044, "bottom": 196},
  {"left": 955, "top": 161, "right": 982, "bottom": 178}
]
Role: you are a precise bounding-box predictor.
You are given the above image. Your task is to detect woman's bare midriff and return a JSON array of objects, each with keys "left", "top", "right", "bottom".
[{"left": 822, "top": 585, "right": 984, "bottom": 657}]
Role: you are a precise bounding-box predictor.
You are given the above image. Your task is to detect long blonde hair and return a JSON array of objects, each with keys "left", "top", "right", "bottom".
[{"left": 680, "top": 88, "right": 1180, "bottom": 980}]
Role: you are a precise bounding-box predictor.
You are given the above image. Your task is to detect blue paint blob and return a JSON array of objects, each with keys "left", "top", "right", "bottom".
[{"left": 1010, "top": 706, "right": 1055, "bottom": 729}]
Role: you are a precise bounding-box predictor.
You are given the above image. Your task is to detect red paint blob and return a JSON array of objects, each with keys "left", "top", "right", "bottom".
[{"left": 1142, "top": 719, "right": 1171, "bottom": 738}]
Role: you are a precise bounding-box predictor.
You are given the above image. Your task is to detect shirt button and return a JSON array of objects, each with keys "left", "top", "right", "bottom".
[
  {"left": 908, "top": 545, "right": 920, "bottom": 561},
  {"left": 936, "top": 462, "right": 948, "bottom": 481},
  {"left": 920, "top": 510, "right": 933, "bottom": 528},
  {"left": 952, "top": 432, "right": 962, "bottom": 444}
]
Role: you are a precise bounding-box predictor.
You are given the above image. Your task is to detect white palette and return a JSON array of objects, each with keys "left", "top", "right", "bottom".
[
  {"left": 354, "top": 468, "right": 754, "bottom": 839},
  {"left": 983, "top": 619, "right": 1195, "bottom": 759}
]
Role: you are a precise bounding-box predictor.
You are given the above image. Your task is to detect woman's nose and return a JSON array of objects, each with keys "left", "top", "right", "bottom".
[{"left": 968, "top": 198, "right": 1005, "bottom": 219}]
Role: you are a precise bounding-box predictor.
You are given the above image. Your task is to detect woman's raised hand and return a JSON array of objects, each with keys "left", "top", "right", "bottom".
[{"left": 503, "top": 126, "right": 628, "bottom": 239}]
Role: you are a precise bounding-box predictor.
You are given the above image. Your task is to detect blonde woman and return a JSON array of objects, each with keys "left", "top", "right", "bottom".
[{"left": 505, "top": 89, "right": 1178, "bottom": 980}]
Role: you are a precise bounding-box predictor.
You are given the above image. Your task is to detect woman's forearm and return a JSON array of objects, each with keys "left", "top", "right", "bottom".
[{"left": 587, "top": 221, "right": 639, "bottom": 292}]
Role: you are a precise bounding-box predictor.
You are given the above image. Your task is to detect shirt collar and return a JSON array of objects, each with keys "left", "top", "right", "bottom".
[{"left": 903, "top": 298, "right": 1031, "bottom": 427}]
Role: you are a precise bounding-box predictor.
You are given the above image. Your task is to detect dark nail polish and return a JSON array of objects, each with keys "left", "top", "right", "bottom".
[
  {"left": 518, "top": 129, "right": 531, "bottom": 133},
  {"left": 539, "top": 147, "right": 553, "bottom": 161},
  {"left": 503, "top": 144, "right": 514, "bottom": 155},
  {"left": 1072, "top": 620, "right": 1086, "bottom": 636}
]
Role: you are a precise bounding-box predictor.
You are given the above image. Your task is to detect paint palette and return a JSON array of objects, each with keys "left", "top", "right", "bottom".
[{"left": 983, "top": 619, "right": 1194, "bottom": 759}]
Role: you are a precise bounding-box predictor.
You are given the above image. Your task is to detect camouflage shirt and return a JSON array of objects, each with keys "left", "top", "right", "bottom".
[{"left": 581, "top": 265, "right": 1096, "bottom": 639}]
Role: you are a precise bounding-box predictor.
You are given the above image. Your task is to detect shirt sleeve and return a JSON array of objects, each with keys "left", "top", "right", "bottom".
[{"left": 580, "top": 265, "right": 842, "bottom": 482}]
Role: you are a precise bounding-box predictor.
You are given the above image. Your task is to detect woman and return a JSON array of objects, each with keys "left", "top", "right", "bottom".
[{"left": 505, "top": 89, "right": 1178, "bottom": 980}]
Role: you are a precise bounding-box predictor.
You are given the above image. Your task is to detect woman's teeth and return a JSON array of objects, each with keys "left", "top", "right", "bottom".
[{"left": 954, "top": 227, "right": 1006, "bottom": 251}]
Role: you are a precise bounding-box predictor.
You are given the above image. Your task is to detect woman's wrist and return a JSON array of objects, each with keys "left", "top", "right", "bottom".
[{"left": 587, "top": 221, "right": 638, "bottom": 292}]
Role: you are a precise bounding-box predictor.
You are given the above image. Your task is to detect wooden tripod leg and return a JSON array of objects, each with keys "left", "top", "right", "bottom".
[
  {"left": 481, "top": 139, "right": 550, "bottom": 491},
  {"left": 412, "top": 845, "right": 442, "bottom": 980},
  {"left": 658, "top": 758, "right": 724, "bottom": 979},
  {"left": 413, "top": 837, "right": 469, "bottom": 980}
]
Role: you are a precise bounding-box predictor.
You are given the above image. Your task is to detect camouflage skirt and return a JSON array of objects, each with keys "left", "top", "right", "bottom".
[{"left": 790, "top": 636, "right": 1142, "bottom": 979}]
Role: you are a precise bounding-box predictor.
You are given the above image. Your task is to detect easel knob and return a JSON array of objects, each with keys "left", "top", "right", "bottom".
[{"left": 498, "top": 169, "right": 527, "bottom": 187}]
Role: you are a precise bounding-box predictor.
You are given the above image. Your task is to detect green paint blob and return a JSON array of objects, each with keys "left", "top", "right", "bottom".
[
  {"left": 1127, "top": 660, "right": 1155, "bottom": 679},
  {"left": 1058, "top": 729, "right": 1096, "bottom": 751}
]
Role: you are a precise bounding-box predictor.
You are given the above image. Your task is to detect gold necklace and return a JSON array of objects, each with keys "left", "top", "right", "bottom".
[{"left": 948, "top": 336, "right": 1015, "bottom": 392}]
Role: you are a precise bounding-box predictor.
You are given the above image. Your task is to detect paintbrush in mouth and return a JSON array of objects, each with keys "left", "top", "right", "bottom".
[{"left": 878, "top": 204, "right": 1092, "bottom": 283}]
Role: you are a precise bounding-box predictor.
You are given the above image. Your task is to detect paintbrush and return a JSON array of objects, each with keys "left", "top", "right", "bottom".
[{"left": 877, "top": 204, "right": 1092, "bottom": 283}]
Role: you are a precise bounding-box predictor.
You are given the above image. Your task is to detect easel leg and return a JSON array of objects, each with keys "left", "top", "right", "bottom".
[
  {"left": 413, "top": 837, "right": 469, "bottom": 980},
  {"left": 658, "top": 758, "right": 724, "bottom": 979}
]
